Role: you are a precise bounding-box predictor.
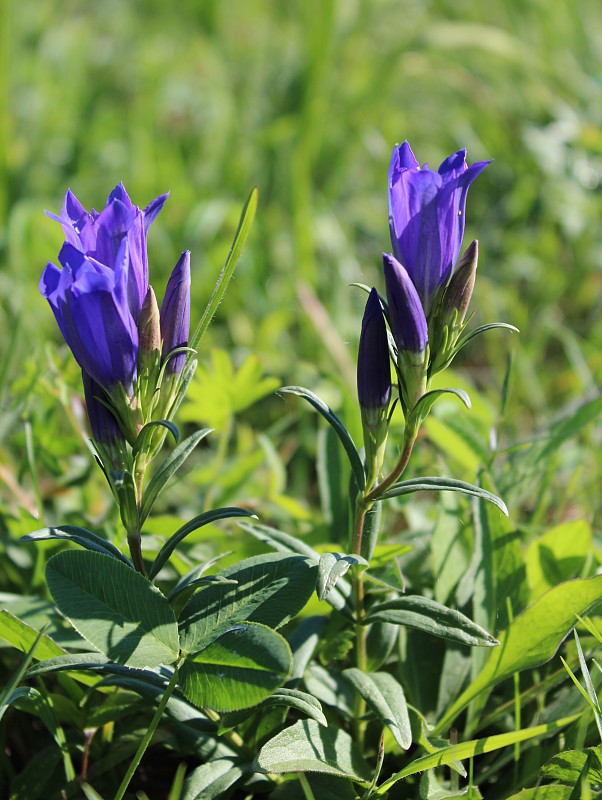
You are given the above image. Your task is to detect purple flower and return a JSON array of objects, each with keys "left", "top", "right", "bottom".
[
  {"left": 45, "top": 184, "right": 168, "bottom": 322},
  {"left": 40, "top": 185, "right": 168, "bottom": 395},
  {"left": 40, "top": 239, "right": 139, "bottom": 394},
  {"left": 388, "top": 140, "right": 490, "bottom": 314},
  {"left": 357, "top": 288, "right": 391, "bottom": 418},
  {"left": 160, "top": 251, "right": 191, "bottom": 377},
  {"left": 383, "top": 253, "right": 428, "bottom": 356}
]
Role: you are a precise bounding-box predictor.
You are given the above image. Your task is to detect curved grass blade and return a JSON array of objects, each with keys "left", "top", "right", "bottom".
[
  {"left": 278, "top": 386, "right": 365, "bottom": 490},
  {"left": 140, "top": 428, "right": 212, "bottom": 524},
  {"left": 20, "top": 526, "right": 134, "bottom": 568},
  {"left": 189, "top": 187, "right": 258, "bottom": 353},
  {"left": 378, "top": 476, "right": 508, "bottom": 516},
  {"left": 149, "top": 507, "right": 257, "bottom": 580}
]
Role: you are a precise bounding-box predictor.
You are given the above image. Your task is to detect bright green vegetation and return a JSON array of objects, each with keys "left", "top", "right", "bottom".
[{"left": 1, "top": 1, "right": 601, "bottom": 798}]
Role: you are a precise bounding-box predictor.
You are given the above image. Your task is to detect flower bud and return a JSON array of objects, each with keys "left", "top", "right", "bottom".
[
  {"left": 440, "top": 240, "right": 478, "bottom": 327},
  {"left": 357, "top": 288, "right": 391, "bottom": 426},
  {"left": 383, "top": 253, "right": 428, "bottom": 361},
  {"left": 160, "top": 250, "right": 191, "bottom": 378},
  {"left": 137, "top": 285, "right": 161, "bottom": 375},
  {"left": 358, "top": 289, "right": 391, "bottom": 491}
]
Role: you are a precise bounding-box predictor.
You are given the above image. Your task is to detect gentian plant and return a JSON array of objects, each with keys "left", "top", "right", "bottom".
[
  {"left": 246, "top": 140, "right": 519, "bottom": 796},
  {"left": 20, "top": 185, "right": 331, "bottom": 799},
  {"left": 16, "top": 144, "right": 596, "bottom": 800}
]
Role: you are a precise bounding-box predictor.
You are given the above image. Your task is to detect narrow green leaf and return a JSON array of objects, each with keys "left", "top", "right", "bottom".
[
  {"left": 434, "top": 574, "right": 602, "bottom": 735},
  {"left": 0, "top": 629, "right": 44, "bottom": 723},
  {"left": 278, "top": 386, "right": 365, "bottom": 491},
  {"left": 364, "top": 595, "right": 499, "bottom": 647},
  {"left": 574, "top": 630, "right": 602, "bottom": 740},
  {"left": 453, "top": 322, "right": 519, "bottom": 355},
  {"left": 189, "top": 187, "right": 258, "bottom": 352},
  {"left": 317, "top": 552, "right": 368, "bottom": 601},
  {"left": 218, "top": 687, "right": 327, "bottom": 733},
  {"left": 25, "top": 653, "right": 116, "bottom": 678},
  {"left": 20, "top": 525, "right": 133, "bottom": 568},
  {"left": 375, "top": 714, "right": 580, "bottom": 795},
  {"left": 180, "top": 622, "right": 291, "bottom": 711},
  {"left": 149, "top": 508, "right": 256, "bottom": 580},
  {"left": 45, "top": 550, "right": 179, "bottom": 667},
  {"left": 140, "top": 428, "right": 212, "bottom": 523},
  {"left": 343, "top": 668, "right": 411, "bottom": 750},
  {"left": 255, "top": 719, "right": 372, "bottom": 783},
  {"left": 81, "top": 784, "right": 106, "bottom": 800},
  {"left": 409, "top": 387, "right": 471, "bottom": 429},
  {"left": 378, "top": 476, "right": 508, "bottom": 516},
  {"left": 132, "top": 419, "right": 179, "bottom": 458},
  {"left": 179, "top": 553, "right": 317, "bottom": 654}
]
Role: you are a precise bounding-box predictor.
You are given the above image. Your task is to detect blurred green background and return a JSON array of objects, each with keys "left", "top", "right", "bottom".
[{"left": 1, "top": 0, "right": 601, "bottom": 555}]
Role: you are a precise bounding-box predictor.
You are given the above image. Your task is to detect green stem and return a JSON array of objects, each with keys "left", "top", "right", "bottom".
[
  {"left": 364, "top": 426, "right": 416, "bottom": 504},
  {"left": 352, "top": 501, "right": 368, "bottom": 740},
  {"left": 127, "top": 532, "right": 147, "bottom": 576},
  {"left": 113, "top": 664, "right": 179, "bottom": 800}
]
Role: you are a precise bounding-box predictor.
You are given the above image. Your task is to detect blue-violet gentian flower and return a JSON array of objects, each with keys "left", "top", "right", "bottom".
[
  {"left": 388, "top": 140, "right": 490, "bottom": 314},
  {"left": 40, "top": 185, "right": 168, "bottom": 397}
]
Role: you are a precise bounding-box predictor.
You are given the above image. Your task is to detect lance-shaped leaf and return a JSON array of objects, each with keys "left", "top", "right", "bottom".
[
  {"left": 364, "top": 595, "right": 499, "bottom": 647},
  {"left": 20, "top": 525, "right": 133, "bottom": 568},
  {"left": 407, "top": 387, "right": 471, "bottom": 430},
  {"left": 218, "top": 687, "right": 327, "bottom": 733},
  {"left": 132, "top": 419, "right": 179, "bottom": 458},
  {"left": 255, "top": 719, "right": 372, "bottom": 783},
  {"left": 278, "top": 386, "right": 365, "bottom": 491},
  {"left": 434, "top": 573, "right": 602, "bottom": 735},
  {"left": 45, "top": 550, "right": 179, "bottom": 667},
  {"left": 140, "top": 428, "right": 212, "bottom": 523},
  {"left": 149, "top": 507, "right": 256, "bottom": 580},
  {"left": 182, "top": 758, "right": 247, "bottom": 800},
  {"left": 317, "top": 552, "right": 368, "bottom": 602},
  {"left": 343, "top": 668, "right": 412, "bottom": 750},
  {"left": 378, "top": 475, "right": 508, "bottom": 516},
  {"left": 0, "top": 630, "right": 44, "bottom": 724}
]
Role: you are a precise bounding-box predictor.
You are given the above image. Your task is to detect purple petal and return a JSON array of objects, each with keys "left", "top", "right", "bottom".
[
  {"left": 143, "top": 191, "right": 169, "bottom": 233},
  {"left": 107, "top": 182, "right": 133, "bottom": 209},
  {"left": 160, "top": 250, "right": 191, "bottom": 376},
  {"left": 82, "top": 371, "right": 124, "bottom": 445},
  {"left": 383, "top": 253, "right": 428, "bottom": 354}
]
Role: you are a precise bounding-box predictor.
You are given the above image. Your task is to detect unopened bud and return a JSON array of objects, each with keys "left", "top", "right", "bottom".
[
  {"left": 137, "top": 286, "right": 161, "bottom": 375},
  {"left": 441, "top": 240, "right": 478, "bottom": 327},
  {"left": 160, "top": 251, "right": 191, "bottom": 378}
]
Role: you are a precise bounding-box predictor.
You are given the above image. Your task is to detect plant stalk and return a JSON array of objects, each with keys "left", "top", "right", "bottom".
[{"left": 113, "top": 664, "right": 179, "bottom": 800}]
